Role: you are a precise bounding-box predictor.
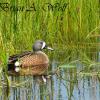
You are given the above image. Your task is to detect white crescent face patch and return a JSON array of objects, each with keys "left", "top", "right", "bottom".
[{"left": 41, "top": 42, "right": 46, "bottom": 49}]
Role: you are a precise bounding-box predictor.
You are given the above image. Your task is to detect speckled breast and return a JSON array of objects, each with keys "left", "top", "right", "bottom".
[
  {"left": 20, "top": 51, "right": 49, "bottom": 67},
  {"left": 18, "top": 51, "right": 49, "bottom": 75}
]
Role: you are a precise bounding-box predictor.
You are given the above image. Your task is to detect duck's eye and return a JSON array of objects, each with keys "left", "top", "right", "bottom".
[{"left": 40, "top": 42, "right": 43, "bottom": 44}]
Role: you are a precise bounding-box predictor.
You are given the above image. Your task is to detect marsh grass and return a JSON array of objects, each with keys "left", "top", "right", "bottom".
[{"left": 0, "top": 0, "right": 99, "bottom": 75}]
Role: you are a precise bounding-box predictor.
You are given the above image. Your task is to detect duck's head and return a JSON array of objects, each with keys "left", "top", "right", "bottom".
[{"left": 33, "top": 40, "right": 54, "bottom": 51}]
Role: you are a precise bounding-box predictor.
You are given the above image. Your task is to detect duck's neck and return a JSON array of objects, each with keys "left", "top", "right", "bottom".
[{"left": 33, "top": 50, "right": 43, "bottom": 53}]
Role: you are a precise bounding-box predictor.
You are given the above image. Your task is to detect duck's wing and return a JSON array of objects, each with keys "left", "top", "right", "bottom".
[{"left": 9, "top": 51, "right": 33, "bottom": 63}]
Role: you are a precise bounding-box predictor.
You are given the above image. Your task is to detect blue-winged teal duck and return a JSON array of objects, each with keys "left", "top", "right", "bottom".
[{"left": 8, "top": 40, "right": 53, "bottom": 75}]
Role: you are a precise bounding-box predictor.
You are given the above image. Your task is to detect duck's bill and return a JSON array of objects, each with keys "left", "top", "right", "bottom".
[{"left": 47, "top": 47, "right": 54, "bottom": 50}]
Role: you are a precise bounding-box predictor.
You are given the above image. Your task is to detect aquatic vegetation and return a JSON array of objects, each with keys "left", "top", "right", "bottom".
[
  {"left": 0, "top": 1, "right": 99, "bottom": 99},
  {"left": 0, "top": 0, "right": 99, "bottom": 51}
]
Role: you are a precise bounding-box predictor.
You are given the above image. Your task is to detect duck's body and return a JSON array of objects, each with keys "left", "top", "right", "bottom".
[{"left": 8, "top": 40, "right": 53, "bottom": 75}]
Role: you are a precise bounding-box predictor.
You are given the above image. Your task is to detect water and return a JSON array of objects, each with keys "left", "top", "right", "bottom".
[{"left": 0, "top": 52, "right": 100, "bottom": 100}]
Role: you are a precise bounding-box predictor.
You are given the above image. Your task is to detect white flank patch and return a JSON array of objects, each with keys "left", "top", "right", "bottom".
[
  {"left": 15, "top": 67, "right": 20, "bottom": 72},
  {"left": 41, "top": 42, "right": 46, "bottom": 49},
  {"left": 15, "top": 61, "right": 20, "bottom": 67}
]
